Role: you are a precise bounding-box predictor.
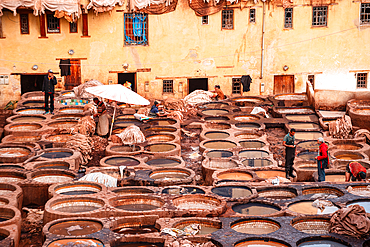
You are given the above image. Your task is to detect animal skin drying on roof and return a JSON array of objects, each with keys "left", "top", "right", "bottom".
[
  {"left": 0, "top": 0, "right": 34, "bottom": 16},
  {"left": 87, "top": 0, "right": 123, "bottom": 14},
  {"left": 129, "top": 0, "right": 173, "bottom": 11},
  {"left": 188, "top": 0, "right": 226, "bottom": 16},
  {"left": 138, "top": 0, "right": 177, "bottom": 14}
]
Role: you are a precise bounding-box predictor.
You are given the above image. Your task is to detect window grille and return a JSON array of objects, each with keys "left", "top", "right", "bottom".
[
  {"left": 124, "top": 13, "right": 148, "bottom": 45},
  {"left": 250, "top": 9, "right": 256, "bottom": 23},
  {"left": 357, "top": 73, "right": 367, "bottom": 88},
  {"left": 312, "top": 6, "right": 327, "bottom": 26},
  {"left": 47, "top": 14, "right": 60, "bottom": 33},
  {"left": 20, "top": 14, "right": 29, "bottom": 34},
  {"left": 202, "top": 15, "right": 209, "bottom": 25},
  {"left": 163, "top": 80, "right": 174, "bottom": 93},
  {"left": 361, "top": 3, "right": 370, "bottom": 24},
  {"left": 232, "top": 78, "right": 241, "bottom": 94},
  {"left": 70, "top": 22, "right": 77, "bottom": 33},
  {"left": 222, "top": 10, "right": 234, "bottom": 29},
  {"left": 284, "top": 8, "right": 293, "bottom": 28}
]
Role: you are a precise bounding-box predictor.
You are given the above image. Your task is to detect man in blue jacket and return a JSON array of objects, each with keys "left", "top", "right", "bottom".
[{"left": 42, "top": 69, "right": 57, "bottom": 114}]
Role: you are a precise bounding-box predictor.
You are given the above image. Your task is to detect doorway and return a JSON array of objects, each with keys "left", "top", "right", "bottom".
[
  {"left": 64, "top": 59, "right": 81, "bottom": 90},
  {"left": 118, "top": 73, "right": 136, "bottom": 92},
  {"left": 20, "top": 75, "right": 44, "bottom": 95},
  {"left": 188, "top": 78, "right": 208, "bottom": 94},
  {"left": 273, "top": 75, "right": 294, "bottom": 94}
]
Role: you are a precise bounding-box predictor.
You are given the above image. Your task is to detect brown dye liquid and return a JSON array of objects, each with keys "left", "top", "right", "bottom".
[
  {"left": 204, "top": 132, "right": 230, "bottom": 139},
  {"left": 204, "top": 103, "right": 228, "bottom": 108},
  {"left": 288, "top": 123, "right": 319, "bottom": 129},
  {"left": 277, "top": 108, "right": 314, "bottom": 114},
  {"left": 202, "top": 109, "right": 228, "bottom": 116},
  {"left": 114, "top": 225, "right": 159, "bottom": 234},
  {"left": 37, "top": 164, "right": 69, "bottom": 170},
  {"left": 49, "top": 122, "right": 77, "bottom": 128},
  {"left": 150, "top": 172, "right": 188, "bottom": 180},
  {"left": 23, "top": 102, "right": 44, "bottom": 107},
  {"left": 0, "top": 148, "right": 30, "bottom": 157},
  {"left": 49, "top": 220, "right": 103, "bottom": 236},
  {"left": 354, "top": 109, "right": 370, "bottom": 115},
  {"left": 111, "top": 146, "right": 140, "bottom": 152},
  {"left": 325, "top": 174, "right": 346, "bottom": 182},
  {"left": 239, "top": 150, "right": 269, "bottom": 158},
  {"left": 242, "top": 159, "right": 272, "bottom": 167},
  {"left": 12, "top": 116, "right": 45, "bottom": 122},
  {"left": 240, "top": 141, "right": 265, "bottom": 149},
  {"left": 233, "top": 203, "right": 279, "bottom": 215},
  {"left": 116, "top": 204, "right": 159, "bottom": 211},
  {"left": 255, "top": 170, "right": 285, "bottom": 179},
  {"left": 115, "top": 121, "right": 140, "bottom": 127},
  {"left": 334, "top": 144, "right": 361, "bottom": 150},
  {"left": 207, "top": 150, "right": 233, "bottom": 158},
  {"left": 146, "top": 127, "right": 176, "bottom": 133},
  {"left": 234, "top": 116, "right": 259, "bottom": 121},
  {"left": 235, "top": 123, "right": 260, "bottom": 129},
  {"left": 232, "top": 221, "right": 279, "bottom": 234},
  {"left": 41, "top": 152, "right": 73, "bottom": 159},
  {"left": 48, "top": 239, "right": 104, "bottom": 247},
  {"left": 297, "top": 152, "right": 317, "bottom": 161},
  {"left": 105, "top": 157, "right": 140, "bottom": 166},
  {"left": 295, "top": 131, "right": 323, "bottom": 140},
  {"left": 335, "top": 153, "right": 363, "bottom": 160},
  {"left": 297, "top": 141, "right": 319, "bottom": 150},
  {"left": 297, "top": 166, "right": 317, "bottom": 171},
  {"left": 149, "top": 120, "right": 175, "bottom": 126},
  {"left": 116, "top": 243, "right": 161, "bottom": 247},
  {"left": 217, "top": 172, "right": 252, "bottom": 181},
  {"left": 286, "top": 115, "right": 318, "bottom": 122},
  {"left": 56, "top": 205, "right": 100, "bottom": 213},
  {"left": 288, "top": 201, "right": 338, "bottom": 215},
  {"left": 212, "top": 186, "right": 252, "bottom": 198},
  {"left": 146, "top": 159, "right": 180, "bottom": 167},
  {"left": 10, "top": 124, "right": 41, "bottom": 131},
  {"left": 204, "top": 141, "right": 236, "bottom": 149},
  {"left": 146, "top": 144, "right": 175, "bottom": 152},
  {"left": 33, "top": 175, "right": 73, "bottom": 183}
]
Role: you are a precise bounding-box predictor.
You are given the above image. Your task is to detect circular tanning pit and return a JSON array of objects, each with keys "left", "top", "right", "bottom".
[
  {"left": 34, "top": 161, "right": 70, "bottom": 170},
  {"left": 239, "top": 140, "right": 266, "bottom": 149},
  {"left": 333, "top": 151, "right": 364, "bottom": 160},
  {"left": 0, "top": 165, "right": 24, "bottom": 170},
  {"left": 48, "top": 120, "right": 78, "bottom": 129},
  {"left": 242, "top": 159, "right": 273, "bottom": 167},
  {"left": 235, "top": 123, "right": 261, "bottom": 130},
  {"left": 145, "top": 143, "right": 176, "bottom": 153},
  {"left": 146, "top": 134, "right": 175, "bottom": 143},
  {"left": 173, "top": 195, "right": 222, "bottom": 210},
  {"left": 0, "top": 171, "right": 26, "bottom": 183},
  {"left": 110, "top": 145, "right": 141, "bottom": 153},
  {"left": 206, "top": 150, "right": 233, "bottom": 158},
  {"left": 235, "top": 132, "right": 262, "bottom": 140},
  {"left": 50, "top": 198, "right": 105, "bottom": 213},
  {"left": 297, "top": 140, "right": 321, "bottom": 150},
  {"left": 58, "top": 107, "right": 84, "bottom": 114},
  {"left": 204, "top": 116, "right": 230, "bottom": 122},
  {"left": 16, "top": 107, "right": 45, "bottom": 115},
  {"left": 110, "top": 195, "right": 164, "bottom": 211},
  {"left": 162, "top": 186, "right": 205, "bottom": 195},
  {"left": 347, "top": 200, "right": 370, "bottom": 213},
  {"left": 48, "top": 219, "right": 103, "bottom": 236},
  {"left": 231, "top": 218, "right": 280, "bottom": 234},
  {"left": 102, "top": 156, "right": 140, "bottom": 167},
  {"left": 234, "top": 115, "right": 261, "bottom": 122},
  {"left": 297, "top": 151, "right": 317, "bottom": 162},
  {"left": 45, "top": 134, "right": 73, "bottom": 145},
  {"left": 346, "top": 185, "right": 370, "bottom": 197},
  {"left": 115, "top": 119, "right": 142, "bottom": 128},
  {"left": 203, "top": 140, "right": 237, "bottom": 150},
  {"left": 8, "top": 123, "right": 43, "bottom": 132},
  {"left": 112, "top": 187, "right": 154, "bottom": 195},
  {"left": 146, "top": 158, "right": 181, "bottom": 168},
  {"left": 231, "top": 97, "right": 265, "bottom": 106},
  {"left": 22, "top": 100, "right": 44, "bottom": 107},
  {"left": 302, "top": 187, "right": 344, "bottom": 197},
  {"left": 204, "top": 131, "right": 230, "bottom": 139},
  {"left": 232, "top": 202, "right": 280, "bottom": 216},
  {"left": 150, "top": 168, "right": 191, "bottom": 181},
  {"left": 144, "top": 126, "right": 177, "bottom": 133},
  {"left": 332, "top": 143, "right": 363, "bottom": 151},
  {"left": 257, "top": 187, "right": 297, "bottom": 200},
  {"left": 173, "top": 219, "right": 221, "bottom": 235},
  {"left": 40, "top": 149, "right": 74, "bottom": 159},
  {"left": 208, "top": 159, "right": 238, "bottom": 169},
  {"left": 297, "top": 237, "right": 350, "bottom": 247},
  {"left": 51, "top": 113, "right": 82, "bottom": 121},
  {"left": 202, "top": 109, "right": 228, "bottom": 116},
  {"left": 239, "top": 150, "right": 269, "bottom": 159},
  {"left": 147, "top": 119, "right": 177, "bottom": 126},
  {"left": 205, "top": 122, "right": 231, "bottom": 130},
  {"left": 255, "top": 170, "right": 286, "bottom": 179},
  {"left": 288, "top": 122, "right": 320, "bottom": 130},
  {"left": 31, "top": 170, "right": 75, "bottom": 184},
  {"left": 47, "top": 239, "right": 104, "bottom": 247},
  {"left": 292, "top": 217, "right": 330, "bottom": 234},
  {"left": 288, "top": 200, "right": 339, "bottom": 215},
  {"left": 0, "top": 229, "right": 10, "bottom": 241},
  {"left": 89, "top": 167, "right": 131, "bottom": 180},
  {"left": 285, "top": 114, "right": 318, "bottom": 122},
  {"left": 295, "top": 131, "right": 323, "bottom": 140},
  {"left": 0, "top": 198, "right": 9, "bottom": 206},
  {"left": 217, "top": 171, "right": 253, "bottom": 181},
  {"left": 0, "top": 145, "right": 32, "bottom": 163},
  {"left": 53, "top": 182, "right": 103, "bottom": 196},
  {"left": 2, "top": 135, "right": 41, "bottom": 143},
  {"left": 202, "top": 102, "right": 229, "bottom": 108},
  {"left": 0, "top": 208, "right": 15, "bottom": 223},
  {"left": 324, "top": 171, "right": 346, "bottom": 182},
  {"left": 0, "top": 184, "right": 18, "bottom": 196},
  {"left": 235, "top": 239, "right": 290, "bottom": 247},
  {"left": 58, "top": 98, "right": 89, "bottom": 106},
  {"left": 212, "top": 186, "right": 252, "bottom": 199},
  {"left": 8, "top": 115, "right": 46, "bottom": 123},
  {"left": 112, "top": 221, "right": 159, "bottom": 235}
]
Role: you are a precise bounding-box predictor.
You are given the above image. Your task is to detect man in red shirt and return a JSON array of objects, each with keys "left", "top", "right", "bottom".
[
  {"left": 315, "top": 137, "right": 329, "bottom": 182},
  {"left": 345, "top": 162, "right": 367, "bottom": 182}
]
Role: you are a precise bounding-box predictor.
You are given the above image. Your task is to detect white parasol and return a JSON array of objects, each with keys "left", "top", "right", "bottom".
[{"left": 86, "top": 84, "right": 150, "bottom": 137}]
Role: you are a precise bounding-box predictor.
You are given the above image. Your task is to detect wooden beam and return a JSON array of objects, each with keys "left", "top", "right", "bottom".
[
  {"left": 39, "top": 14, "right": 47, "bottom": 38},
  {"left": 0, "top": 16, "right": 3, "bottom": 38},
  {"left": 82, "top": 14, "right": 90, "bottom": 37},
  {"left": 55, "top": 58, "right": 87, "bottom": 60},
  {"left": 137, "top": 68, "right": 151, "bottom": 72}
]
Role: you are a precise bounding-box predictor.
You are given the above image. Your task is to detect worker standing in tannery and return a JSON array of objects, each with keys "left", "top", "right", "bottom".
[
  {"left": 345, "top": 161, "right": 367, "bottom": 182},
  {"left": 93, "top": 97, "right": 109, "bottom": 137},
  {"left": 283, "top": 128, "right": 296, "bottom": 179},
  {"left": 211, "top": 85, "right": 225, "bottom": 100},
  {"left": 42, "top": 69, "right": 57, "bottom": 115},
  {"left": 315, "top": 137, "right": 329, "bottom": 182}
]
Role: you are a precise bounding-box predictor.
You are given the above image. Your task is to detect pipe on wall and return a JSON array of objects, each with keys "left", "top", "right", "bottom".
[{"left": 260, "top": 0, "right": 266, "bottom": 79}]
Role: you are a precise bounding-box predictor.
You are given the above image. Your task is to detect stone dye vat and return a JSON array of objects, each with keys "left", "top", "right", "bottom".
[
  {"left": 1, "top": 135, "right": 42, "bottom": 143},
  {"left": 202, "top": 109, "right": 229, "bottom": 116},
  {"left": 111, "top": 217, "right": 160, "bottom": 235},
  {"left": 288, "top": 122, "right": 320, "bottom": 130},
  {"left": 202, "top": 140, "right": 237, "bottom": 150},
  {"left": 46, "top": 238, "right": 105, "bottom": 247},
  {"left": 203, "top": 131, "right": 230, "bottom": 140},
  {"left": 7, "top": 115, "right": 46, "bottom": 123},
  {"left": 235, "top": 132, "right": 263, "bottom": 140},
  {"left": 146, "top": 134, "right": 176, "bottom": 143},
  {"left": 0, "top": 171, "right": 26, "bottom": 183},
  {"left": 144, "top": 126, "right": 177, "bottom": 133},
  {"left": 288, "top": 200, "right": 339, "bottom": 215},
  {"left": 242, "top": 159, "right": 273, "bottom": 167},
  {"left": 51, "top": 113, "right": 82, "bottom": 121},
  {"left": 206, "top": 150, "right": 233, "bottom": 158},
  {"left": 239, "top": 150, "right": 270, "bottom": 159},
  {"left": 235, "top": 123, "right": 262, "bottom": 130},
  {"left": 30, "top": 170, "right": 75, "bottom": 184},
  {"left": 332, "top": 151, "right": 365, "bottom": 160},
  {"left": 172, "top": 194, "right": 225, "bottom": 214},
  {"left": 294, "top": 131, "right": 323, "bottom": 140},
  {"left": 147, "top": 118, "right": 177, "bottom": 126},
  {"left": 202, "top": 102, "right": 229, "bottom": 108},
  {"left": 254, "top": 170, "right": 286, "bottom": 179},
  {"left": 144, "top": 143, "right": 178, "bottom": 154},
  {"left": 0, "top": 145, "right": 32, "bottom": 163},
  {"left": 302, "top": 186, "right": 344, "bottom": 197},
  {"left": 47, "top": 120, "right": 78, "bottom": 130},
  {"left": 257, "top": 187, "right": 298, "bottom": 200},
  {"left": 50, "top": 182, "right": 104, "bottom": 196},
  {"left": 46, "top": 218, "right": 103, "bottom": 236},
  {"left": 216, "top": 171, "right": 254, "bottom": 181},
  {"left": 239, "top": 140, "right": 266, "bottom": 149},
  {"left": 291, "top": 216, "right": 330, "bottom": 234},
  {"left": 112, "top": 187, "right": 155, "bottom": 195},
  {"left": 32, "top": 161, "right": 70, "bottom": 170},
  {"left": 232, "top": 202, "right": 281, "bottom": 216},
  {"left": 146, "top": 158, "right": 182, "bottom": 168},
  {"left": 205, "top": 122, "right": 231, "bottom": 130},
  {"left": 40, "top": 149, "right": 74, "bottom": 159},
  {"left": 297, "top": 237, "right": 350, "bottom": 247},
  {"left": 233, "top": 115, "right": 261, "bottom": 122},
  {"left": 231, "top": 218, "right": 280, "bottom": 234},
  {"left": 231, "top": 96, "right": 265, "bottom": 106},
  {"left": 114, "top": 119, "right": 142, "bottom": 128},
  {"left": 5, "top": 122, "right": 43, "bottom": 135},
  {"left": 297, "top": 151, "right": 317, "bottom": 162},
  {"left": 21, "top": 101, "right": 44, "bottom": 107},
  {"left": 297, "top": 140, "right": 321, "bottom": 150},
  {"left": 44, "top": 133, "right": 73, "bottom": 147},
  {"left": 15, "top": 107, "right": 45, "bottom": 115},
  {"left": 207, "top": 159, "right": 238, "bottom": 169},
  {"left": 211, "top": 186, "right": 252, "bottom": 199},
  {"left": 149, "top": 168, "right": 193, "bottom": 183},
  {"left": 162, "top": 186, "right": 205, "bottom": 195},
  {"left": 57, "top": 107, "right": 84, "bottom": 114},
  {"left": 204, "top": 116, "right": 230, "bottom": 122},
  {"left": 172, "top": 218, "right": 221, "bottom": 235},
  {"left": 285, "top": 114, "right": 318, "bottom": 122},
  {"left": 101, "top": 156, "right": 141, "bottom": 167},
  {"left": 110, "top": 195, "right": 164, "bottom": 212}
]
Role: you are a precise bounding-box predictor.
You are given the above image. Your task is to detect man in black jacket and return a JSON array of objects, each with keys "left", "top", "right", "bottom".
[{"left": 42, "top": 69, "right": 57, "bottom": 114}]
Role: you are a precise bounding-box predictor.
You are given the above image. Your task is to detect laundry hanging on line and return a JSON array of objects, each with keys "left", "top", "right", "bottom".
[
  {"left": 59, "top": 59, "right": 71, "bottom": 76},
  {"left": 241, "top": 75, "right": 252, "bottom": 92}
]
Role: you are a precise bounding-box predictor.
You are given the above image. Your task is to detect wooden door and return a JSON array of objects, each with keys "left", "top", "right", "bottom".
[
  {"left": 64, "top": 59, "right": 81, "bottom": 90},
  {"left": 273, "top": 75, "right": 294, "bottom": 94}
]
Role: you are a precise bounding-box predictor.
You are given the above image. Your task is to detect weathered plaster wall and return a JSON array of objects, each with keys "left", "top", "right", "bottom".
[{"left": 0, "top": 0, "right": 369, "bottom": 107}]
